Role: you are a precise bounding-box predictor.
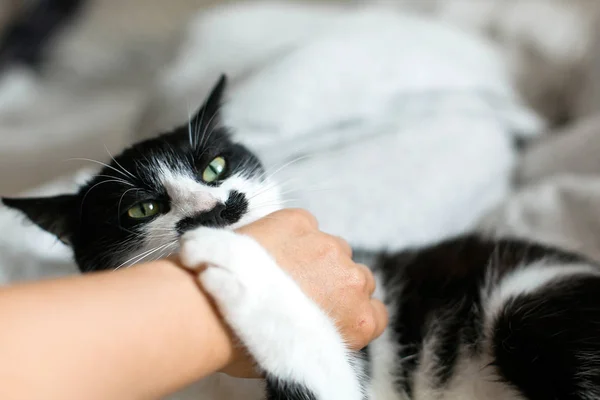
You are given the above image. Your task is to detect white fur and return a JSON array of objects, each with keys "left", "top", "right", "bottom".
[
  {"left": 411, "top": 335, "right": 440, "bottom": 399},
  {"left": 118, "top": 161, "right": 282, "bottom": 269},
  {"left": 371, "top": 322, "right": 523, "bottom": 399},
  {"left": 368, "top": 272, "right": 406, "bottom": 400},
  {"left": 412, "top": 262, "right": 600, "bottom": 400},
  {"left": 431, "top": 354, "right": 524, "bottom": 400},
  {"left": 485, "top": 262, "right": 599, "bottom": 326},
  {"left": 369, "top": 327, "right": 407, "bottom": 400},
  {"left": 365, "top": 261, "right": 600, "bottom": 400},
  {"left": 179, "top": 227, "right": 363, "bottom": 400}
]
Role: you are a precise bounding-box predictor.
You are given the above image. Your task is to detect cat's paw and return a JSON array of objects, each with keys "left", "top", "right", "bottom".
[
  {"left": 179, "top": 227, "right": 363, "bottom": 400},
  {"left": 179, "top": 227, "right": 239, "bottom": 270},
  {"left": 179, "top": 226, "right": 275, "bottom": 305}
]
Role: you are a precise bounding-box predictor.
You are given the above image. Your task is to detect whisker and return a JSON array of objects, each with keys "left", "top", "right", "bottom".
[
  {"left": 198, "top": 105, "right": 223, "bottom": 150},
  {"left": 67, "top": 158, "right": 133, "bottom": 182},
  {"left": 80, "top": 179, "right": 133, "bottom": 217},
  {"left": 114, "top": 247, "right": 159, "bottom": 271},
  {"left": 247, "top": 180, "right": 292, "bottom": 201},
  {"left": 114, "top": 242, "right": 174, "bottom": 271},
  {"left": 95, "top": 175, "right": 135, "bottom": 187},
  {"left": 127, "top": 243, "right": 175, "bottom": 268},
  {"left": 142, "top": 234, "right": 178, "bottom": 241},
  {"left": 193, "top": 97, "right": 210, "bottom": 150},
  {"left": 250, "top": 198, "right": 298, "bottom": 208},
  {"left": 277, "top": 186, "right": 339, "bottom": 197},
  {"left": 104, "top": 144, "right": 136, "bottom": 179},
  {"left": 257, "top": 155, "right": 312, "bottom": 182},
  {"left": 187, "top": 101, "right": 195, "bottom": 148}
]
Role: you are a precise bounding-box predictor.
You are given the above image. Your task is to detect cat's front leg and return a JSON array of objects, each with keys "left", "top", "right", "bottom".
[{"left": 179, "top": 227, "right": 365, "bottom": 400}]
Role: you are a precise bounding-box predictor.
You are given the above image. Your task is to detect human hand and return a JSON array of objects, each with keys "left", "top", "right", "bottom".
[{"left": 221, "top": 209, "right": 388, "bottom": 378}]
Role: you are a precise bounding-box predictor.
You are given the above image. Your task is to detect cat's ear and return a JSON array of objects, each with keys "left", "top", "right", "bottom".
[
  {"left": 2, "top": 194, "right": 78, "bottom": 245},
  {"left": 189, "top": 74, "right": 228, "bottom": 134}
]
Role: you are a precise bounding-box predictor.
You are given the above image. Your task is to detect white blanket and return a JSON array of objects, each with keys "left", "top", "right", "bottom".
[{"left": 0, "top": 4, "right": 540, "bottom": 289}]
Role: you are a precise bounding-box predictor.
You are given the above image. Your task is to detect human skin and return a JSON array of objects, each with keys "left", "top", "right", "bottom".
[{"left": 0, "top": 209, "right": 387, "bottom": 400}]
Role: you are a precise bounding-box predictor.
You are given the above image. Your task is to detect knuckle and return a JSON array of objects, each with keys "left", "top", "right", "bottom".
[
  {"left": 346, "top": 267, "right": 367, "bottom": 291},
  {"left": 358, "top": 312, "right": 377, "bottom": 343},
  {"left": 317, "top": 236, "right": 343, "bottom": 259},
  {"left": 284, "top": 208, "right": 316, "bottom": 232},
  {"left": 324, "top": 235, "right": 341, "bottom": 252}
]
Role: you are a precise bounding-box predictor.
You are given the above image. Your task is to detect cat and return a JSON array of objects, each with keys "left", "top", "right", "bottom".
[{"left": 4, "top": 76, "right": 600, "bottom": 400}]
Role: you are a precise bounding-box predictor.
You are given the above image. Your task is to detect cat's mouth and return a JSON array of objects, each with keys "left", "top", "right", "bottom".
[{"left": 176, "top": 190, "right": 248, "bottom": 233}]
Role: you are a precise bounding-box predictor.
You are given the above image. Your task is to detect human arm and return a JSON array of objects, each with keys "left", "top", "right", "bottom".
[
  {"left": 0, "top": 258, "right": 230, "bottom": 400},
  {"left": 0, "top": 209, "right": 388, "bottom": 399}
]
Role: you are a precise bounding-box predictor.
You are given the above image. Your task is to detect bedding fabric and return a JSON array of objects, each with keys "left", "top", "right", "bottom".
[
  {"left": 0, "top": 5, "right": 540, "bottom": 286},
  {"left": 0, "top": 5, "right": 541, "bottom": 282}
]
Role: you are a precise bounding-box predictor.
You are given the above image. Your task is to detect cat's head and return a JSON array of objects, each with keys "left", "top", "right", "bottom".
[{"left": 2, "top": 76, "right": 282, "bottom": 272}]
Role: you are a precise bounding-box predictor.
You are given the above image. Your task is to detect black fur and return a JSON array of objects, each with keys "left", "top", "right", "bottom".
[
  {"left": 0, "top": 0, "right": 86, "bottom": 70},
  {"left": 2, "top": 194, "right": 77, "bottom": 244},
  {"left": 494, "top": 277, "right": 600, "bottom": 399},
  {"left": 266, "top": 377, "right": 318, "bottom": 400},
  {"left": 376, "top": 235, "right": 593, "bottom": 398},
  {"left": 176, "top": 190, "right": 248, "bottom": 232},
  {"left": 2, "top": 76, "right": 264, "bottom": 272}
]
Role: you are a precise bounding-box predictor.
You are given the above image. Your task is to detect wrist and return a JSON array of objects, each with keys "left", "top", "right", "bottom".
[
  {"left": 218, "top": 344, "right": 261, "bottom": 379},
  {"left": 171, "top": 257, "right": 261, "bottom": 379},
  {"left": 139, "top": 259, "right": 238, "bottom": 383}
]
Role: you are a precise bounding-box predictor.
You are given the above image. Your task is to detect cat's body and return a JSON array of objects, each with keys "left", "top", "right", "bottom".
[
  {"left": 4, "top": 78, "right": 600, "bottom": 399},
  {"left": 176, "top": 231, "right": 600, "bottom": 400}
]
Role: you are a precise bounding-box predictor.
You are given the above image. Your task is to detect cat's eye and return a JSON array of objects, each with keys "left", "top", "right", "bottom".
[
  {"left": 127, "top": 201, "right": 161, "bottom": 219},
  {"left": 202, "top": 156, "right": 226, "bottom": 183}
]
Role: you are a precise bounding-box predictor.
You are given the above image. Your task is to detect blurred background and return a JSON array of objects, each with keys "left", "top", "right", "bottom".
[
  {"left": 2, "top": 0, "right": 600, "bottom": 194},
  {"left": 3, "top": 0, "right": 600, "bottom": 286}
]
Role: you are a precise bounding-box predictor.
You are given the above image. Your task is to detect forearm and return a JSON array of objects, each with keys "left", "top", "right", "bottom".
[{"left": 0, "top": 259, "right": 233, "bottom": 400}]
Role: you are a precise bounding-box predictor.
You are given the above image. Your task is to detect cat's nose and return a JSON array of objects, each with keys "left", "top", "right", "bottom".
[{"left": 176, "top": 204, "right": 227, "bottom": 234}]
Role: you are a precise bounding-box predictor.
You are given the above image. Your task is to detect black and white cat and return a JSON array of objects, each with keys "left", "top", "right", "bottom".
[{"left": 4, "top": 77, "right": 600, "bottom": 400}]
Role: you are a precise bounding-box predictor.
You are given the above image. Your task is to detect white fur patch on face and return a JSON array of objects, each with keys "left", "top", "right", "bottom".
[{"left": 163, "top": 172, "right": 220, "bottom": 213}]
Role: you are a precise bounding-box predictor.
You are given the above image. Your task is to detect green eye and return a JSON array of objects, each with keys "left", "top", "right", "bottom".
[
  {"left": 127, "top": 201, "right": 161, "bottom": 219},
  {"left": 202, "top": 156, "right": 226, "bottom": 183}
]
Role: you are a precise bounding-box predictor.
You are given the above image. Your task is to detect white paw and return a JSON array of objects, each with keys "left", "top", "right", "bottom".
[
  {"left": 201, "top": 266, "right": 250, "bottom": 308},
  {"left": 179, "top": 228, "right": 362, "bottom": 400},
  {"left": 179, "top": 226, "right": 276, "bottom": 307},
  {"left": 179, "top": 227, "right": 235, "bottom": 270}
]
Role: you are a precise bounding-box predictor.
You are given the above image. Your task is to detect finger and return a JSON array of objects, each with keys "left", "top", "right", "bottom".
[
  {"left": 370, "top": 299, "right": 389, "bottom": 340},
  {"left": 331, "top": 235, "right": 353, "bottom": 257},
  {"left": 358, "top": 264, "right": 376, "bottom": 295},
  {"left": 286, "top": 208, "right": 319, "bottom": 229}
]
